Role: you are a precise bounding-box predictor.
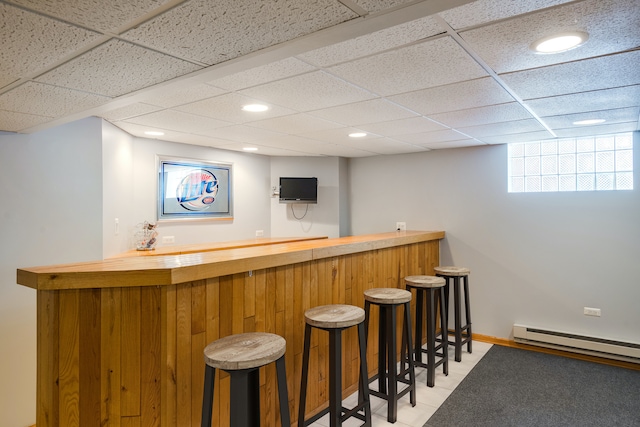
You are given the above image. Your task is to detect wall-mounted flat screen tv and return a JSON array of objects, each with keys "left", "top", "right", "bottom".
[{"left": 279, "top": 177, "right": 317, "bottom": 204}]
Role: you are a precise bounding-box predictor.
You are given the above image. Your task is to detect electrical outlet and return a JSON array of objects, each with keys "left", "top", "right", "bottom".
[
  {"left": 256, "top": 230, "right": 264, "bottom": 237},
  {"left": 584, "top": 307, "right": 601, "bottom": 317},
  {"left": 396, "top": 222, "right": 406, "bottom": 231},
  {"left": 162, "top": 236, "right": 175, "bottom": 244}
]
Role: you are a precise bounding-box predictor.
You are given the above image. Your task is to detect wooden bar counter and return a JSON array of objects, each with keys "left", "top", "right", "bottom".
[{"left": 17, "top": 230, "right": 444, "bottom": 427}]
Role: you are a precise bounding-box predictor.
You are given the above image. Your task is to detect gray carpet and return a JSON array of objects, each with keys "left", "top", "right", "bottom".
[{"left": 424, "top": 345, "right": 640, "bottom": 427}]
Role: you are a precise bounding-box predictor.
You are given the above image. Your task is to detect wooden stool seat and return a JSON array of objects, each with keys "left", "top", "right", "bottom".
[
  {"left": 433, "top": 266, "right": 470, "bottom": 276},
  {"left": 204, "top": 332, "right": 286, "bottom": 371},
  {"left": 405, "top": 276, "right": 448, "bottom": 387},
  {"left": 201, "top": 332, "right": 290, "bottom": 427},
  {"left": 304, "top": 304, "right": 365, "bottom": 329},
  {"left": 435, "top": 266, "right": 472, "bottom": 362},
  {"left": 299, "top": 304, "right": 371, "bottom": 427},
  {"left": 364, "top": 287, "right": 412, "bottom": 304},
  {"left": 364, "top": 288, "right": 416, "bottom": 423}
]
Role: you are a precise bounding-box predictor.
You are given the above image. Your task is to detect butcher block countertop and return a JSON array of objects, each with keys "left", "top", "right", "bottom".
[{"left": 17, "top": 230, "right": 445, "bottom": 291}]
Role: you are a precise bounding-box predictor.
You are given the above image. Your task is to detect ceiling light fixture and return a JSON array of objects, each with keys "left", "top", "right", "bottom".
[
  {"left": 572, "top": 118, "right": 606, "bottom": 125},
  {"left": 242, "top": 104, "right": 269, "bottom": 112},
  {"left": 349, "top": 132, "right": 367, "bottom": 138},
  {"left": 531, "top": 31, "right": 588, "bottom": 54},
  {"left": 144, "top": 130, "right": 165, "bottom": 136}
]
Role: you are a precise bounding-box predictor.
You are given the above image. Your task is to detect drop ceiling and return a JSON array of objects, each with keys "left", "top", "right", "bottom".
[{"left": 1, "top": 0, "right": 638, "bottom": 157}]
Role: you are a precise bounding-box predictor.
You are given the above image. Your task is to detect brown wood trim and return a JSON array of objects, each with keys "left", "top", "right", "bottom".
[{"left": 473, "top": 333, "right": 640, "bottom": 371}]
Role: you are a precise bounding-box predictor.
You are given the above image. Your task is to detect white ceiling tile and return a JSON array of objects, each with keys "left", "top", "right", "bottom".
[
  {"left": 101, "top": 103, "right": 164, "bottom": 121},
  {"left": 388, "top": 77, "right": 515, "bottom": 116},
  {"left": 394, "top": 129, "right": 471, "bottom": 145},
  {"left": 328, "top": 37, "right": 488, "bottom": 96},
  {"left": 524, "top": 85, "right": 640, "bottom": 117},
  {"left": 0, "top": 3, "right": 101, "bottom": 88},
  {"left": 421, "top": 139, "right": 486, "bottom": 150},
  {"left": 299, "top": 126, "right": 380, "bottom": 144},
  {"left": 0, "top": 109, "right": 53, "bottom": 132},
  {"left": 438, "top": 0, "right": 575, "bottom": 30},
  {"left": 36, "top": 39, "right": 202, "bottom": 97},
  {"left": 175, "top": 93, "right": 296, "bottom": 124},
  {"left": 308, "top": 98, "right": 418, "bottom": 126},
  {"left": 429, "top": 103, "right": 535, "bottom": 128},
  {"left": 240, "top": 71, "right": 377, "bottom": 112},
  {"left": 139, "top": 83, "right": 227, "bottom": 108},
  {"left": 458, "top": 119, "right": 546, "bottom": 138},
  {"left": 553, "top": 121, "right": 638, "bottom": 138},
  {"left": 479, "top": 130, "right": 555, "bottom": 145},
  {"left": 315, "top": 144, "right": 378, "bottom": 157},
  {"left": 501, "top": 50, "right": 640, "bottom": 100},
  {"left": 460, "top": 0, "right": 640, "bottom": 74},
  {"left": 122, "top": 110, "right": 232, "bottom": 133},
  {"left": 112, "top": 121, "right": 239, "bottom": 148},
  {"left": 357, "top": 117, "right": 446, "bottom": 136},
  {"left": 339, "top": 137, "right": 427, "bottom": 155},
  {"left": 297, "top": 15, "right": 443, "bottom": 67},
  {"left": 208, "top": 58, "right": 317, "bottom": 91},
  {"left": 5, "top": 0, "right": 174, "bottom": 32},
  {"left": 543, "top": 107, "right": 640, "bottom": 129},
  {"left": 0, "top": 82, "right": 111, "bottom": 117},
  {"left": 249, "top": 135, "right": 338, "bottom": 156},
  {"left": 199, "top": 124, "right": 285, "bottom": 143},
  {"left": 249, "top": 114, "right": 343, "bottom": 135},
  {"left": 350, "top": 0, "right": 414, "bottom": 14},
  {"left": 121, "top": 0, "right": 358, "bottom": 65}
]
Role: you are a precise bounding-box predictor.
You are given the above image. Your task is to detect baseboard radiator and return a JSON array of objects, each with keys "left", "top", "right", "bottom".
[{"left": 513, "top": 324, "right": 640, "bottom": 364}]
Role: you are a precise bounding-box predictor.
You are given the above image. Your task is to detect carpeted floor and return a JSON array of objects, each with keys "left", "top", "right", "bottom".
[{"left": 424, "top": 345, "right": 640, "bottom": 427}]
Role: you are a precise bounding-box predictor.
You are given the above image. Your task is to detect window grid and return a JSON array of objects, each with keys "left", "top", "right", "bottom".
[{"left": 509, "top": 133, "right": 633, "bottom": 192}]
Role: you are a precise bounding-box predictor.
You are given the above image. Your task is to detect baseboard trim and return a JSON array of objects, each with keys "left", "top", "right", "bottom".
[{"left": 472, "top": 333, "right": 640, "bottom": 371}]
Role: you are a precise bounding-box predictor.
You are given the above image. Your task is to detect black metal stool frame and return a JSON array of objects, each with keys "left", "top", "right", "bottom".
[
  {"left": 439, "top": 274, "right": 472, "bottom": 362},
  {"left": 201, "top": 354, "right": 290, "bottom": 427},
  {"left": 410, "top": 285, "right": 448, "bottom": 387},
  {"left": 298, "top": 322, "right": 372, "bottom": 427},
  {"left": 364, "top": 299, "right": 416, "bottom": 423}
]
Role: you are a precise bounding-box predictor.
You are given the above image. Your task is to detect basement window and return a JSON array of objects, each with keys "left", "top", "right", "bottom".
[{"left": 508, "top": 133, "right": 634, "bottom": 192}]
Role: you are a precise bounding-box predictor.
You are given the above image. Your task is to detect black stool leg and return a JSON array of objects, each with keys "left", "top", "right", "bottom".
[
  {"left": 463, "top": 275, "right": 472, "bottom": 354},
  {"left": 276, "top": 355, "right": 291, "bottom": 427},
  {"left": 201, "top": 365, "right": 216, "bottom": 427},
  {"left": 328, "top": 329, "right": 342, "bottom": 427},
  {"left": 402, "top": 301, "right": 416, "bottom": 406},
  {"left": 378, "top": 306, "right": 388, "bottom": 395},
  {"left": 426, "top": 288, "right": 436, "bottom": 387},
  {"left": 298, "top": 323, "right": 312, "bottom": 427},
  {"left": 414, "top": 288, "right": 424, "bottom": 365},
  {"left": 438, "top": 287, "right": 449, "bottom": 376},
  {"left": 230, "top": 368, "right": 260, "bottom": 427},
  {"left": 453, "top": 277, "right": 462, "bottom": 362},
  {"left": 385, "top": 304, "right": 398, "bottom": 423},
  {"left": 357, "top": 322, "right": 372, "bottom": 426}
]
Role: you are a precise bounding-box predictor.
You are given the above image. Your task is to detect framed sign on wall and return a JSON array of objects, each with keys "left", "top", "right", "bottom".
[{"left": 157, "top": 156, "right": 233, "bottom": 221}]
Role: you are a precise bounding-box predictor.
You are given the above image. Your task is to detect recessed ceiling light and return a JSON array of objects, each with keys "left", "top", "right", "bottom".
[
  {"left": 531, "top": 31, "right": 588, "bottom": 54},
  {"left": 573, "top": 118, "right": 606, "bottom": 125},
  {"left": 243, "top": 147, "right": 258, "bottom": 151},
  {"left": 242, "top": 104, "right": 269, "bottom": 112},
  {"left": 349, "top": 132, "right": 367, "bottom": 138},
  {"left": 144, "top": 130, "right": 164, "bottom": 136}
]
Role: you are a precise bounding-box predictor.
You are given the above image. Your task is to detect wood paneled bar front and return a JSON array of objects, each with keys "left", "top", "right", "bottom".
[{"left": 17, "top": 230, "right": 444, "bottom": 427}]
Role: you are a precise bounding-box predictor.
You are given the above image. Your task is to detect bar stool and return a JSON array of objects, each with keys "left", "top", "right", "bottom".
[
  {"left": 364, "top": 288, "right": 416, "bottom": 423},
  {"left": 404, "top": 276, "right": 448, "bottom": 387},
  {"left": 201, "top": 332, "right": 290, "bottom": 427},
  {"left": 434, "top": 266, "right": 472, "bottom": 362},
  {"left": 298, "top": 304, "right": 372, "bottom": 427}
]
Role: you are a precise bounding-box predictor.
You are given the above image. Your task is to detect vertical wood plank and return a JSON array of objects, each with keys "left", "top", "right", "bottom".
[
  {"left": 176, "top": 283, "right": 192, "bottom": 426},
  {"left": 141, "top": 286, "right": 161, "bottom": 427},
  {"left": 79, "top": 289, "right": 101, "bottom": 427},
  {"left": 121, "top": 287, "right": 141, "bottom": 417},
  {"left": 244, "top": 270, "right": 256, "bottom": 318},
  {"left": 37, "top": 290, "right": 59, "bottom": 427},
  {"left": 161, "top": 285, "right": 176, "bottom": 427},
  {"left": 101, "top": 287, "right": 121, "bottom": 427},
  {"left": 59, "top": 289, "right": 80, "bottom": 427},
  {"left": 191, "top": 281, "right": 206, "bottom": 335},
  {"left": 232, "top": 273, "right": 245, "bottom": 335},
  {"left": 191, "top": 331, "right": 206, "bottom": 427}
]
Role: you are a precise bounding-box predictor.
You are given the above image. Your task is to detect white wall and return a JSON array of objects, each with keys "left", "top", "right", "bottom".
[
  {"left": 270, "top": 156, "right": 343, "bottom": 238},
  {"left": 348, "top": 134, "right": 640, "bottom": 344},
  {"left": 101, "top": 123, "right": 272, "bottom": 257},
  {"left": 0, "top": 117, "right": 104, "bottom": 427}
]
